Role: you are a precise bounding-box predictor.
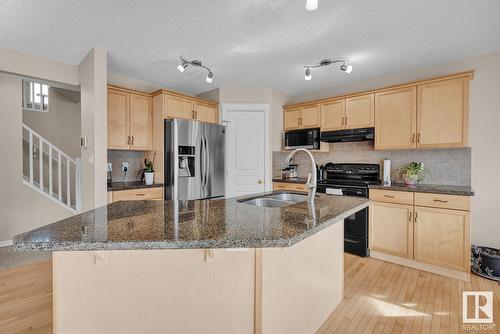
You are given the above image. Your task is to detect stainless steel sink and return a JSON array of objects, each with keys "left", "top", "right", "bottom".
[
  {"left": 239, "top": 193, "right": 307, "bottom": 208},
  {"left": 267, "top": 193, "right": 307, "bottom": 202}
]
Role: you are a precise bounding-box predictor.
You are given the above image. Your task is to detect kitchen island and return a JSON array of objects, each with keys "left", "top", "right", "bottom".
[{"left": 14, "top": 191, "right": 369, "bottom": 334}]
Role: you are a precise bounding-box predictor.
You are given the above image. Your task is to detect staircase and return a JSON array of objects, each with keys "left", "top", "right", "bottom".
[{"left": 22, "top": 123, "right": 81, "bottom": 213}]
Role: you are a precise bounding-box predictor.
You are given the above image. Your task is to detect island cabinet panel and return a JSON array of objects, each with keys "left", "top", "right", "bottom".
[
  {"left": 261, "top": 220, "right": 343, "bottom": 334},
  {"left": 374, "top": 86, "right": 417, "bottom": 150},
  {"left": 107, "top": 89, "right": 130, "bottom": 150},
  {"left": 300, "top": 104, "right": 321, "bottom": 128},
  {"left": 416, "top": 77, "right": 469, "bottom": 148},
  {"left": 53, "top": 249, "right": 256, "bottom": 334},
  {"left": 129, "top": 94, "right": 152, "bottom": 150},
  {"left": 413, "top": 206, "right": 470, "bottom": 271},
  {"left": 283, "top": 107, "right": 301, "bottom": 130},
  {"left": 345, "top": 93, "right": 374, "bottom": 129},
  {"left": 369, "top": 202, "right": 414, "bottom": 258},
  {"left": 321, "top": 99, "right": 345, "bottom": 131},
  {"left": 164, "top": 95, "right": 194, "bottom": 120},
  {"left": 111, "top": 187, "right": 163, "bottom": 202}
]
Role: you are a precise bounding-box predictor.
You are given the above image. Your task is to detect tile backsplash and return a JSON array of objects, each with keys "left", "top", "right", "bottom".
[
  {"left": 273, "top": 141, "right": 471, "bottom": 186},
  {"left": 107, "top": 150, "right": 145, "bottom": 182}
]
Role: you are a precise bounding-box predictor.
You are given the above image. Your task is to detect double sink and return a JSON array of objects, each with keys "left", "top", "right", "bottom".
[{"left": 239, "top": 193, "right": 308, "bottom": 208}]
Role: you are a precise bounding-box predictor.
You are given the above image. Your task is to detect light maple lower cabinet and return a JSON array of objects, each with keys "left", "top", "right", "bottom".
[
  {"left": 110, "top": 187, "right": 164, "bottom": 203},
  {"left": 369, "top": 202, "right": 413, "bottom": 258},
  {"left": 413, "top": 206, "right": 470, "bottom": 271},
  {"left": 272, "top": 182, "right": 307, "bottom": 192},
  {"left": 369, "top": 189, "right": 471, "bottom": 278}
]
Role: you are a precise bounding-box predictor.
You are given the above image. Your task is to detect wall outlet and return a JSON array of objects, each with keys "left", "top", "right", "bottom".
[
  {"left": 121, "top": 162, "right": 129, "bottom": 172},
  {"left": 107, "top": 163, "right": 112, "bottom": 172}
]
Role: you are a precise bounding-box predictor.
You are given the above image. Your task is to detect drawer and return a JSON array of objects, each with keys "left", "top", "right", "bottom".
[
  {"left": 290, "top": 183, "right": 308, "bottom": 192},
  {"left": 414, "top": 192, "right": 470, "bottom": 211},
  {"left": 112, "top": 187, "right": 164, "bottom": 202},
  {"left": 273, "top": 182, "right": 292, "bottom": 190},
  {"left": 369, "top": 189, "right": 414, "bottom": 205}
]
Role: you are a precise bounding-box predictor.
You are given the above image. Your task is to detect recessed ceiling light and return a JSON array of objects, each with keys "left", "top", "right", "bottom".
[{"left": 306, "top": 0, "right": 318, "bottom": 11}]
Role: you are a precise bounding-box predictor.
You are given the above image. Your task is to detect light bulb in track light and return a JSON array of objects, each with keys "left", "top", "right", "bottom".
[
  {"left": 177, "top": 62, "right": 188, "bottom": 73},
  {"left": 306, "top": 0, "right": 318, "bottom": 11},
  {"left": 340, "top": 64, "right": 353, "bottom": 73},
  {"left": 305, "top": 68, "right": 312, "bottom": 81},
  {"left": 206, "top": 72, "right": 213, "bottom": 83}
]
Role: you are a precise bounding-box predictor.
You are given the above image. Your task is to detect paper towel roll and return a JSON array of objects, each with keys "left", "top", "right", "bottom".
[{"left": 383, "top": 159, "right": 391, "bottom": 186}]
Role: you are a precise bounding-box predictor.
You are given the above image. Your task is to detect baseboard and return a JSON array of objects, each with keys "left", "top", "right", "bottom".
[
  {"left": 0, "top": 240, "right": 13, "bottom": 247},
  {"left": 371, "top": 250, "right": 470, "bottom": 281}
]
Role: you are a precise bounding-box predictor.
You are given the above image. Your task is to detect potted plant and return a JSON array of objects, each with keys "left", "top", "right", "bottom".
[
  {"left": 138, "top": 153, "right": 155, "bottom": 185},
  {"left": 397, "top": 162, "right": 429, "bottom": 186}
]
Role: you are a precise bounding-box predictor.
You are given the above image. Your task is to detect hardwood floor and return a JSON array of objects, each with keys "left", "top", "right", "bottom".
[
  {"left": 0, "top": 254, "right": 499, "bottom": 333},
  {"left": 0, "top": 261, "right": 52, "bottom": 334},
  {"left": 318, "top": 253, "right": 500, "bottom": 334}
]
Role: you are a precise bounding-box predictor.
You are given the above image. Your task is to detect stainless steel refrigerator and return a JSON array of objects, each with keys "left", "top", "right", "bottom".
[{"left": 164, "top": 119, "right": 225, "bottom": 200}]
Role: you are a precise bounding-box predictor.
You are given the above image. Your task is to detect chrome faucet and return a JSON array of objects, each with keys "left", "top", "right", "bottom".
[{"left": 283, "top": 148, "right": 317, "bottom": 204}]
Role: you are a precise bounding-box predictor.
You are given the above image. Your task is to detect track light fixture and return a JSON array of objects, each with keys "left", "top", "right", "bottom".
[
  {"left": 306, "top": 0, "right": 318, "bottom": 11},
  {"left": 303, "top": 59, "right": 353, "bottom": 81},
  {"left": 177, "top": 56, "right": 214, "bottom": 84}
]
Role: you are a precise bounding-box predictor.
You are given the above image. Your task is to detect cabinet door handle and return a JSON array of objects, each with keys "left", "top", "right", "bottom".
[
  {"left": 131, "top": 136, "right": 134, "bottom": 145},
  {"left": 433, "top": 199, "right": 448, "bottom": 203},
  {"left": 417, "top": 133, "right": 421, "bottom": 143},
  {"left": 411, "top": 133, "right": 415, "bottom": 143},
  {"left": 408, "top": 211, "right": 412, "bottom": 222},
  {"left": 345, "top": 116, "right": 348, "bottom": 126},
  {"left": 383, "top": 195, "right": 395, "bottom": 198},
  {"left": 414, "top": 212, "right": 418, "bottom": 222},
  {"left": 127, "top": 136, "right": 131, "bottom": 145},
  {"left": 341, "top": 117, "right": 344, "bottom": 126},
  {"left": 195, "top": 111, "right": 198, "bottom": 119},
  {"left": 135, "top": 193, "right": 146, "bottom": 196}
]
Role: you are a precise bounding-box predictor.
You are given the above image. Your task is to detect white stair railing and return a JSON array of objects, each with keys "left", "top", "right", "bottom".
[{"left": 22, "top": 123, "right": 81, "bottom": 213}]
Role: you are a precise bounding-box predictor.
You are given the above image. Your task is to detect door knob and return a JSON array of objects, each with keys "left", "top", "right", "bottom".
[{"left": 257, "top": 179, "right": 264, "bottom": 184}]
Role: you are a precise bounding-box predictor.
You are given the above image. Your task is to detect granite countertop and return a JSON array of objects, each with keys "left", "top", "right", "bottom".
[
  {"left": 272, "top": 177, "right": 308, "bottom": 184},
  {"left": 368, "top": 183, "right": 474, "bottom": 196},
  {"left": 108, "top": 181, "right": 164, "bottom": 192},
  {"left": 13, "top": 191, "right": 369, "bottom": 251}
]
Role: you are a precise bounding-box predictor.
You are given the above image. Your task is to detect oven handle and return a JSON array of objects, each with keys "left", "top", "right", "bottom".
[{"left": 345, "top": 238, "right": 360, "bottom": 244}]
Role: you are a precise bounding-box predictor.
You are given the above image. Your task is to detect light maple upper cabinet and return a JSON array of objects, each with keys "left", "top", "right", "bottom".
[
  {"left": 413, "top": 206, "right": 470, "bottom": 271},
  {"left": 374, "top": 87, "right": 417, "bottom": 150},
  {"left": 300, "top": 104, "right": 321, "bottom": 128},
  {"left": 129, "top": 94, "right": 153, "bottom": 150},
  {"left": 283, "top": 107, "right": 301, "bottom": 130},
  {"left": 321, "top": 100, "right": 345, "bottom": 131},
  {"left": 165, "top": 95, "right": 194, "bottom": 120},
  {"left": 108, "top": 89, "right": 130, "bottom": 150},
  {"left": 416, "top": 77, "right": 469, "bottom": 148},
  {"left": 345, "top": 93, "right": 374, "bottom": 129},
  {"left": 369, "top": 202, "right": 414, "bottom": 259},
  {"left": 195, "top": 101, "right": 219, "bottom": 124},
  {"left": 283, "top": 105, "right": 320, "bottom": 130},
  {"left": 164, "top": 94, "right": 219, "bottom": 124},
  {"left": 107, "top": 87, "right": 152, "bottom": 151}
]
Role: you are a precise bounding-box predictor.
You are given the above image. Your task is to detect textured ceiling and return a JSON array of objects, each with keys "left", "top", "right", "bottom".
[{"left": 1, "top": 0, "right": 500, "bottom": 96}]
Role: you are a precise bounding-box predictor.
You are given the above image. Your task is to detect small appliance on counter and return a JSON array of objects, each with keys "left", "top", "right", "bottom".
[{"left": 288, "top": 164, "right": 299, "bottom": 179}]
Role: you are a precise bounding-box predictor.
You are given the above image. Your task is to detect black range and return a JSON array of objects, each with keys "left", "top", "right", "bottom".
[{"left": 317, "top": 163, "right": 380, "bottom": 257}]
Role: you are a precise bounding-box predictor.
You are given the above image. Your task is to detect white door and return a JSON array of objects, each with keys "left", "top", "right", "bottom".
[{"left": 226, "top": 110, "right": 266, "bottom": 197}]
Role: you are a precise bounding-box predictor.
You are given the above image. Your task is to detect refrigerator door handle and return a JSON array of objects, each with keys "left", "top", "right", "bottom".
[
  {"left": 205, "top": 136, "right": 210, "bottom": 191},
  {"left": 200, "top": 135, "right": 205, "bottom": 191}
]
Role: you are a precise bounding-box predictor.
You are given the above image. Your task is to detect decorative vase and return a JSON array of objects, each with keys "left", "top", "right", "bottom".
[
  {"left": 144, "top": 172, "right": 154, "bottom": 185},
  {"left": 402, "top": 174, "right": 418, "bottom": 186}
]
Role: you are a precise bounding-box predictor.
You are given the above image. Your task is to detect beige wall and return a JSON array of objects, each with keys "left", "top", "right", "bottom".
[
  {"left": 0, "top": 73, "right": 73, "bottom": 242},
  {"left": 23, "top": 87, "right": 81, "bottom": 158},
  {"left": 289, "top": 52, "right": 500, "bottom": 249},
  {"left": 79, "top": 48, "right": 108, "bottom": 211}
]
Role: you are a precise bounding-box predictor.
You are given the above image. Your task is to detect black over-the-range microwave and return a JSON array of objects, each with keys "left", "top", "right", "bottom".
[{"left": 283, "top": 128, "right": 320, "bottom": 150}]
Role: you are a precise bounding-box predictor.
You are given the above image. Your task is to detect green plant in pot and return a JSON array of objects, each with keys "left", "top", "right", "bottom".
[
  {"left": 138, "top": 153, "right": 156, "bottom": 185},
  {"left": 397, "top": 162, "right": 430, "bottom": 186}
]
